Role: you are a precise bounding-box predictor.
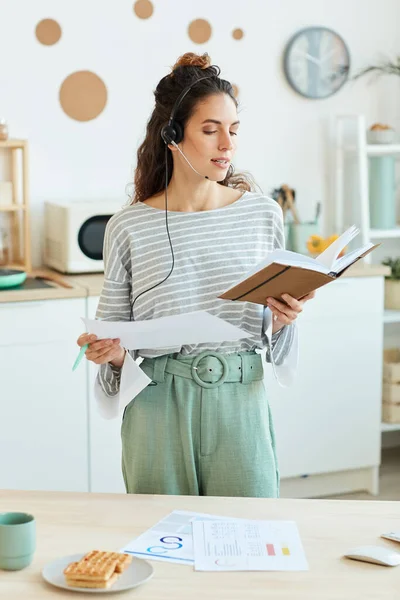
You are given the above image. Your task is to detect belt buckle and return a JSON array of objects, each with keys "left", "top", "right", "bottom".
[{"left": 191, "top": 351, "right": 229, "bottom": 389}]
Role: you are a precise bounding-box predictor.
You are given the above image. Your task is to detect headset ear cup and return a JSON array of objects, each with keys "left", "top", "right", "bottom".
[
  {"left": 161, "top": 124, "right": 175, "bottom": 145},
  {"left": 173, "top": 121, "right": 183, "bottom": 144},
  {"left": 161, "top": 122, "right": 183, "bottom": 145}
]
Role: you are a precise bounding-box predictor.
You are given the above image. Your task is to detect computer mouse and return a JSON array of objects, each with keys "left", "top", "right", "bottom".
[
  {"left": 381, "top": 532, "right": 400, "bottom": 544},
  {"left": 344, "top": 545, "right": 400, "bottom": 567}
]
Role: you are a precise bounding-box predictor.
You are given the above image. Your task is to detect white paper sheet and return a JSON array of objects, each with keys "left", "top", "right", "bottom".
[
  {"left": 119, "top": 510, "right": 250, "bottom": 566},
  {"left": 192, "top": 519, "right": 308, "bottom": 572},
  {"left": 263, "top": 308, "right": 298, "bottom": 387},
  {"left": 120, "top": 351, "right": 151, "bottom": 403},
  {"left": 94, "top": 351, "right": 152, "bottom": 420},
  {"left": 82, "top": 310, "right": 254, "bottom": 350}
]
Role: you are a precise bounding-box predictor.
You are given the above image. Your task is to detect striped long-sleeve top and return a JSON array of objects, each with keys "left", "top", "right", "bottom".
[{"left": 96, "top": 191, "right": 296, "bottom": 397}]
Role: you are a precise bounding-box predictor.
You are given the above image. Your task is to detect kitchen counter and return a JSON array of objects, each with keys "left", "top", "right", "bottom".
[
  {"left": 342, "top": 263, "right": 391, "bottom": 278},
  {"left": 0, "top": 264, "right": 391, "bottom": 302},
  {"left": 1, "top": 490, "right": 399, "bottom": 599},
  {"left": 0, "top": 269, "right": 87, "bottom": 303},
  {"left": 67, "top": 264, "right": 392, "bottom": 297},
  {"left": 65, "top": 272, "right": 105, "bottom": 296}
]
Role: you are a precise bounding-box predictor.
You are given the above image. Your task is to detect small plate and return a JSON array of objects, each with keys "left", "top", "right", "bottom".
[{"left": 42, "top": 553, "right": 154, "bottom": 594}]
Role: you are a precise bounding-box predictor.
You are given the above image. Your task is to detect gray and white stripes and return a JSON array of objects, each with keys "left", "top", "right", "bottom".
[{"left": 97, "top": 191, "right": 294, "bottom": 396}]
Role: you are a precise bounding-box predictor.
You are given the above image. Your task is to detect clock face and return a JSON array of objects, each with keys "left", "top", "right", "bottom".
[{"left": 284, "top": 27, "right": 350, "bottom": 99}]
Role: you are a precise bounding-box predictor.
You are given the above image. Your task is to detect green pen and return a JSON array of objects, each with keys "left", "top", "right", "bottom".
[{"left": 72, "top": 343, "right": 89, "bottom": 371}]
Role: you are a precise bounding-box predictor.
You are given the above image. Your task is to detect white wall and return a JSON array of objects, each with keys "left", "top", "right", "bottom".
[{"left": 0, "top": 0, "right": 399, "bottom": 265}]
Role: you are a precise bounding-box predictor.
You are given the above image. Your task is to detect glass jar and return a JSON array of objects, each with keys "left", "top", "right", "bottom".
[
  {"left": 0, "top": 214, "right": 10, "bottom": 266},
  {"left": 0, "top": 230, "right": 8, "bottom": 266},
  {"left": 0, "top": 118, "right": 9, "bottom": 141}
]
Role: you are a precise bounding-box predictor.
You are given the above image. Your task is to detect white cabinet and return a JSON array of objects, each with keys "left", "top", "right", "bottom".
[
  {"left": 87, "top": 296, "right": 125, "bottom": 493},
  {"left": 0, "top": 298, "right": 88, "bottom": 492},
  {"left": 266, "top": 277, "right": 383, "bottom": 486}
]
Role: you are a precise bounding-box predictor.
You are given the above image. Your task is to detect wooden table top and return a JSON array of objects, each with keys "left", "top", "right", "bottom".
[{"left": 1, "top": 490, "right": 399, "bottom": 598}]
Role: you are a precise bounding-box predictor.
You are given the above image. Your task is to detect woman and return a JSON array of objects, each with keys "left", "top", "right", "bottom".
[{"left": 77, "top": 52, "right": 314, "bottom": 498}]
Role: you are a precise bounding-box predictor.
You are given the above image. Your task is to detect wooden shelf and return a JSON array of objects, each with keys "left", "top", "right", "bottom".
[
  {"left": 0, "top": 139, "right": 27, "bottom": 149},
  {"left": 0, "top": 139, "right": 31, "bottom": 271},
  {"left": 0, "top": 263, "right": 26, "bottom": 271},
  {"left": 0, "top": 204, "right": 26, "bottom": 212}
]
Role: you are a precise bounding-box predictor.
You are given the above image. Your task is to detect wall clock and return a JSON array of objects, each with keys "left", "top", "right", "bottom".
[{"left": 283, "top": 27, "right": 350, "bottom": 99}]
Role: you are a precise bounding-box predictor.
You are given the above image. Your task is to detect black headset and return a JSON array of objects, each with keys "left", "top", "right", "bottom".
[
  {"left": 130, "top": 73, "right": 216, "bottom": 315},
  {"left": 160, "top": 74, "right": 216, "bottom": 146}
]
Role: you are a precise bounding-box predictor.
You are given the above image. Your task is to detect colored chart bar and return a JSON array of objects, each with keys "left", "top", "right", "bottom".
[
  {"left": 266, "top": 544, "right": 275, "bottom": 556},
  {"left": 282, "top": 546, "right": 290, "bottom": 556}
]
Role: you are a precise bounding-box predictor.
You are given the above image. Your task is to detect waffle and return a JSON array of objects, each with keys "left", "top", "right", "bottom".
[
  {"left": 63, "top": 550, "right": 132, "bottom": 589},
  {"left": 80, "top": 550, "right": 132, "bottom": 574},
  {"left": 65, "top": 573, "right": 119, "bottom": 589}
]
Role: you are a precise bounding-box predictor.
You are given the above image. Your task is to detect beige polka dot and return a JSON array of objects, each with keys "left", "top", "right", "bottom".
[
  {"left": 59, "top": 71, "right": 107, "bottom": 122},
  {"left": 188, "top": 19, "right": 212, "bottom": 44},
  {"left": 133, "top": 0, "right": 154, "bottom": 19},
  {"left": 232, "top": 28, "right": 244, "bottom": 40},
  {"left": 35, "top": 19, "right": 62, "bottom": 46},
  {"left": 232, "top": 84, "right": 239, "bottom": 98}
]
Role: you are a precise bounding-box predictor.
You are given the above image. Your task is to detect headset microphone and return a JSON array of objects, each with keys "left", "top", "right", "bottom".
[{"left": 171, "top": 141, "right": 209, "bottom": 179}]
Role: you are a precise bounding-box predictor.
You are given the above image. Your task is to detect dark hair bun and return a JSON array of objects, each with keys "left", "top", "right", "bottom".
[{"left": 171, "top": 52, "right": 211, "bottom": 72}]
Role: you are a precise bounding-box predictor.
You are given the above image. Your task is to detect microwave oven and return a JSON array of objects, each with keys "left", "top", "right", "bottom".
[{"left": 44, "top": 199, "right": 124, "bottom": 273}]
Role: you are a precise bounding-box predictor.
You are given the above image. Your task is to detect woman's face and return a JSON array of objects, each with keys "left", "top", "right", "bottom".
[{"left": 175, "top": 93, "right": 239, "bottom": 181}]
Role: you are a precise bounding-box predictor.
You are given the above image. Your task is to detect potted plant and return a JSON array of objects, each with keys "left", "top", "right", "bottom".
[{"left": 382, "top": 258, "right": 400, "bottom": 309}]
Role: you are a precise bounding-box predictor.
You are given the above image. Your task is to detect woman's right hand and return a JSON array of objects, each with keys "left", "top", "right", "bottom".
[{"left": 77, "top": 333, "right": 125, "bottom": 368}]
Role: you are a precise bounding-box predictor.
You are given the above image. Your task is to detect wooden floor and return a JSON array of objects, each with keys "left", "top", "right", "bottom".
[{"left": 324, "top": 446, "right": 400, "bottom": 501}]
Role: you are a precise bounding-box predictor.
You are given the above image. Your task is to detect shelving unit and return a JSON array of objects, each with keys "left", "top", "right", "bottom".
[
  {"left": 369, "top": 227, "right": 400, "bottom": 239},
  {"left": 334, "top": 114, "right": 400, "bottom": 256},
  {"left": 0, "top": 139, "right": 31, "bottom": 271},
  {"left": 335, "top": 115, "right": 400, "bottom": 434},
  {"left": 383, "top": 309, "right": 400, "bottom": 324},
  {"left": 367, "top": 144, "right": 400, "bottom": 156},
  {"left": 381, "top": 422, "right": 400, "bottom": 433}
]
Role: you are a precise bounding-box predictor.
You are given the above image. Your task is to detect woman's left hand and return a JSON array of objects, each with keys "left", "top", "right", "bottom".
[{"left": 266, "top": 291, "right": 316, "bottom": 333}]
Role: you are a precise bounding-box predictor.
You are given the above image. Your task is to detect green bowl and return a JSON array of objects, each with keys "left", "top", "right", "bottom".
[{"left": 0, "top": 269, "right": 27, "bottom": 289}]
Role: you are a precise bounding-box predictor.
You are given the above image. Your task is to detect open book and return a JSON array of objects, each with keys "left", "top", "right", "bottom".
[{"left": 219, "top": 225, "right": 380, "bottom": 305}]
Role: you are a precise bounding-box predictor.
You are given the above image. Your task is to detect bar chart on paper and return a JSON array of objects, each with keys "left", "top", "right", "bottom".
[
  {"left": 266, "top": 543, "right": 290, "bottom": 556},
  {"left": 192, "top": 520, "right": 308, "bottom": 571}
]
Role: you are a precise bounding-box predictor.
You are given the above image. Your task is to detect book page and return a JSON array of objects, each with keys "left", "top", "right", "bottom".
[
  {"left": 332, "top": 242, "right": 375, "bottom": 274},
  {"left": 314, "top": 225, "right": 359, "bottom": 270}
]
